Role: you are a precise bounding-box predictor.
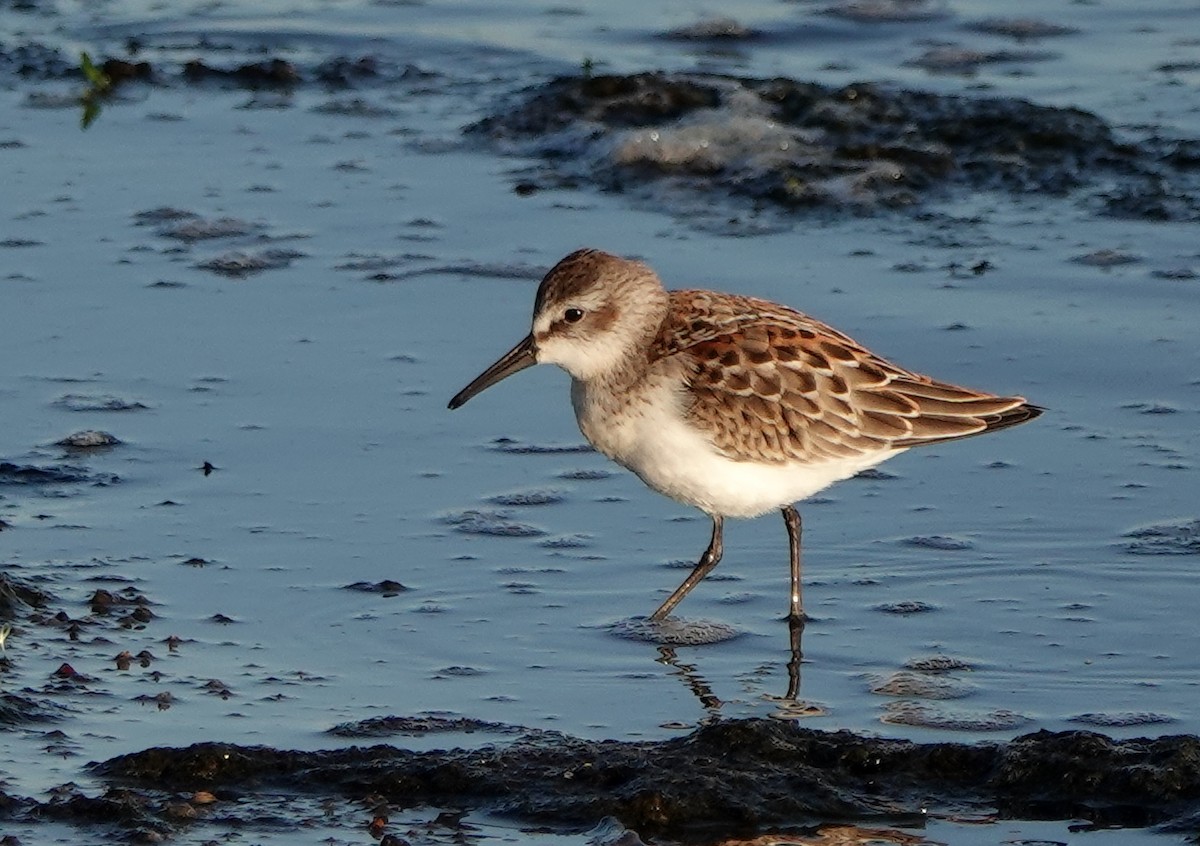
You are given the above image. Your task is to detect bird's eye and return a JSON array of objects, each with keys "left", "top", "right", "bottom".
[{"left": 564, "top": 308, "right": 585, "bottom": 323}]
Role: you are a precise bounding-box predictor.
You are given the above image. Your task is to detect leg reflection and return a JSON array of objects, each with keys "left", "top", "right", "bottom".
[
  {"left": 772, "top": 615, "right": 826, "bottom": 718},
  {"left": 649, "top": 618, "right": 824, "bottom": 720},
  {"left": 656, "top": 646, "right": 723, "bottom": 716},
  {"left": 785, "top": 615, "right": 804, "bottom": 701}
]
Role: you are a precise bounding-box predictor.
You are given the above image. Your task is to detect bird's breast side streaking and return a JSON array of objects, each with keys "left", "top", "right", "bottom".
[{"left": 448, "top": 247, "right": 1041, "bottom": 622}]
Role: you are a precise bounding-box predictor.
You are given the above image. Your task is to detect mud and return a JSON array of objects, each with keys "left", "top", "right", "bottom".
[
  {"left": 0, "top": 42, "right": 395, "bottom": 91},
  {"left": 469, "top": 72, "right": 1200, "bottom": 220},
  {"left": 9, "top": 720, "right": 1175, "bottom": 841},
  {"left": 8, "top": 33, "right": 1197, "bottom": 225}
]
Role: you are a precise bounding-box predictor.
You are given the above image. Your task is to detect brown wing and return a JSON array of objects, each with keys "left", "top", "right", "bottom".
[{"left": 650, "top": 290, "right": 1041, "bottom": 465}]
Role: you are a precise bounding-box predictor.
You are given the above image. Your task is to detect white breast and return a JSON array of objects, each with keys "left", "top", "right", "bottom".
[{"left": 571, "top": 378, "right": 901, "bottom": 519}]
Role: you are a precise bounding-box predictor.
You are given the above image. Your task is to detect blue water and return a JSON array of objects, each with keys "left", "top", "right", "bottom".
[{"left": 1, "top": 1, "right": 1198, "bottom": 843}]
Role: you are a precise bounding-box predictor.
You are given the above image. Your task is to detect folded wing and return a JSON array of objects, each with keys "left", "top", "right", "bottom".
[{"left": 650, "top": 290, "right": 1041, "bottom": 465}]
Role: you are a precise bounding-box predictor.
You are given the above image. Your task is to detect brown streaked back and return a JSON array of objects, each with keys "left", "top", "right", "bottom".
[{"left": 651, "top": 290, "right": 1041, "bottom": 465}]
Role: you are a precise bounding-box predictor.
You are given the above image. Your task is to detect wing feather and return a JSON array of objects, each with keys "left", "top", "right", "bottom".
[{"left": 650, "top": 290, "right": 1041, "bottom": 465}]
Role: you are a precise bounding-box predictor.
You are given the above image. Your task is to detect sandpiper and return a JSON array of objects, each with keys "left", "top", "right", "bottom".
[{"left": 449, "top": 249, "right": 1041, "bottom": 623}]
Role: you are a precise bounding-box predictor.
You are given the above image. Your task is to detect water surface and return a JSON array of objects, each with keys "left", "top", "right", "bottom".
[{"left": 1, "top": 0, "right": 1198, "bottom": 842}]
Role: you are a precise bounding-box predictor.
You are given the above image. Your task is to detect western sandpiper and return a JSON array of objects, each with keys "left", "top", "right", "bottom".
[{"left": 449, "top": 249, "right": 1041, "bottom": 623}]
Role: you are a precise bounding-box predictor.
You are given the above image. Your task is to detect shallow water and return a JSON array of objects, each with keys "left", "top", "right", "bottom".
[{"left": 1, "top": 0, "right": 1199, "bottom": 842}]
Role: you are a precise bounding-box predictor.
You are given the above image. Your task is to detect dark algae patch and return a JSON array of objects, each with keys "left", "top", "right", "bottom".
[
  {"left": 469, "top": 72, "right": 1200, "bottom": 220},
  {"left": 9, "top": 34, "right": 1196, "bottom": 222},
  {"left": 82, "top": 719, "right": 1200, "bottom": 840}
]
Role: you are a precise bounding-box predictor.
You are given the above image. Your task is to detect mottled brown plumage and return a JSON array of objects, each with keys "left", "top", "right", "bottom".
[
  {"left": 651, "top": 289, "right": 1037, "bottom": 466},
  {"left": 450, "top": 248, "right": 1042, "bottom": 622}
]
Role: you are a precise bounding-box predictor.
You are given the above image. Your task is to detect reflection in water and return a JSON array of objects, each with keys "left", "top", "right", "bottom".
[
  {"left": 765, "top": 618, "right": 828, "bottom": 719},
  {"left": 786, "top": 617, "right": 803, "bottom": 700},
  {"left": 653, "top": 618, "right": 827, "bottom": 719},
  {"left": 656, "top": 646, "right": 723, "bottom": 716}
]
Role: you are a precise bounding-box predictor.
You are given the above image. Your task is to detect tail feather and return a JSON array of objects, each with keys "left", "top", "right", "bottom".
[{"left": 894, "top": 399, "right": 1042, "bottom": 448}]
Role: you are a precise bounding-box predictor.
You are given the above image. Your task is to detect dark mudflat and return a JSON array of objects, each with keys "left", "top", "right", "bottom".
[{"left": 72, "top": 719, "right": 1200, "bottom": 840}]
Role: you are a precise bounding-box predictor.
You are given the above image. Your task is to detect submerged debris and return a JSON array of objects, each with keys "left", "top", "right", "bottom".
[
  {"left": 440, "top": 508, "right": 546, "bottom": 538},
  {"left": 341, "top": 579, "right": 410, "bottom": 596},
  {"left": 609, "top": 616, "right": 742, "bottom": 646},
  {"left": 53, "top": 394, "right": 149, "bottom": 412},
  {"left": 183, "top": 58, "right": 301, "bottom": 88},
  {"left": 823, "top": 0, "right": 949, "bottom": 24},
  {"left": 1072, "top": 248, "right": 1142, "bottom": 267},
  {"left": 905, "top": 46, "right": 1055, "bottom": 74},
  {"left": 868, "top": 670, "right": 973, "bottom": 700},
  {"left": 1071, "top": 712, "right": 1178, "bottom": 728},
  {"left": 965, "top": 18, "right": 1079, "bottom": 40},
  {"left": 0, "top": 691, "right": 64, "bottom": 725},
  {"left": 327, "top": 714, "right": 521, "bottom": 737},
  {"left": 0, "top": 572, "right": 53, "bottom": 616},
  {"left": 1122, "top": 519, "right": 1200, "bottom": 555},
  {"left": 900, "top": 535, "right": 973, "bottom": 551},
  {"left": 486, "top": 489, "right": 567, "bottom": 506},
  {"left": 881, "top": 702, "right": 1032, "bottom": 731},
  {"left": 874, "top": 600, "right": 937, "bottom": 615},
  {"left": 0, "top": 461, "right": 117, "bottom": 486},
  {"left": 195, "top": 248, "right": 306, "bottom": 278},
  {"left": 56, "top": 430, "right": 122, "bottom": 449},
  {"left": 160, "top": 215, "right": 264, "bottom": 242},
  {"left": 661, "top": 18, "right": 760, "bottom": 42},
  {"left": 468, "top": 72, "right": 1200, "bottom": 221}
]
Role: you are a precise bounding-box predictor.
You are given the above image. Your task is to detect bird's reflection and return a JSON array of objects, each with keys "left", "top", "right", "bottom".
[
  {"left": 653, "top": 617, "right": 826, "bottom": 718},
  {"left": 786, "top": 616, "right": 804, "bottom": 701},
  {"left": 656, "top": 646, "right": 723, "bottom": 717},
  {"left": 768, "top": 617, "right": 826, "bottom": 719}
]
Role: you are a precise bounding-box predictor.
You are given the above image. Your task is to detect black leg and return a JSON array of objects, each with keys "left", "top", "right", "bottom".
[
  {"left": 782, "top": 505, "right": 804, "bottom": 624},
  {"left": 649, "top": 514, "right": 724, "bottom": 621}
]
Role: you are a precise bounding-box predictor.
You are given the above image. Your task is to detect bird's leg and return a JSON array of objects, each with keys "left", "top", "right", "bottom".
[
  {"left": 649, "top": 515, "right": 724, "bottom": 621},
  {"left": 782, "top": 505, "right": 804, "bottom": 624}
]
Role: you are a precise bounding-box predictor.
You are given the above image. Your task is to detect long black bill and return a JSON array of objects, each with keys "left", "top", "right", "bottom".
[{"left": 448, "top": 334, "right": 537, "bottom": 410}]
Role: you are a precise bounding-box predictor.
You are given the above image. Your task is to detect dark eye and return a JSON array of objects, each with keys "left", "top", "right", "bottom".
[{"left": 563, "top": 308, "right": 585, "bottom": 323}]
